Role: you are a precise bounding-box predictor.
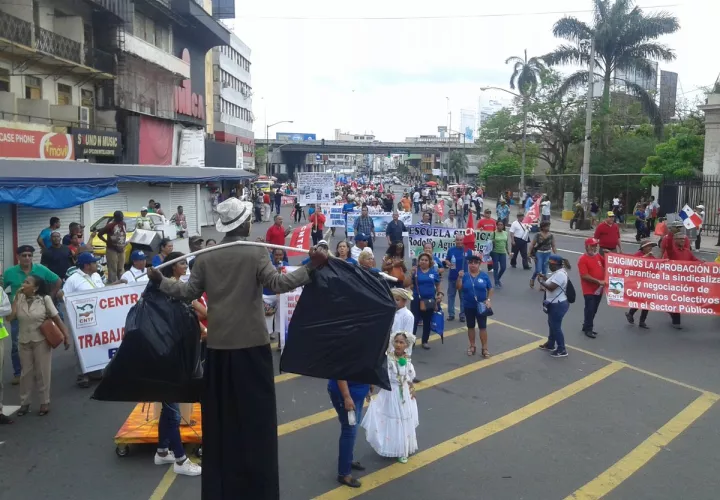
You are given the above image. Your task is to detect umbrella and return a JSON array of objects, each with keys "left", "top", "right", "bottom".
[{"left": 426, "top": 181, "right": 438, "bottom": 187}]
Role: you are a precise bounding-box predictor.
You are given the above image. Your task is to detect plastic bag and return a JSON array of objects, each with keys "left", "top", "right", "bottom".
[
  {"left": 92, "top": 283, "right": 203, "bottom": 403},
  {"left": 430, "top": 310, "right": 444, "bottom": 343},
  {"left": 280, "top": 258, "right": 395, "bottom": 390}
]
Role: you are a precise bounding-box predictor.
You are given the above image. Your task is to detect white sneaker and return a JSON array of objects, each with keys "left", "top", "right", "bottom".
[
  {"left": 154, "top": 451, "right": 176, "bottom": 465},
  {"left": 174, "top": 458, "right": 202, "bottom": 476}
]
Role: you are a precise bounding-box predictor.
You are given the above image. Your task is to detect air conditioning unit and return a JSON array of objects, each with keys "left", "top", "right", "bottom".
[{"left": 78, "top": 106, "right": 90, "bottom": 127}]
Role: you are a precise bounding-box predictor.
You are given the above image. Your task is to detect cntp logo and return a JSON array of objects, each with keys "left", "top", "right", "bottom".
[
  {"left": 39, "top": 133, "right": 73, "bottom": 160},
  {"left": 73, "top": 297, "right": 98, "bottom": 327}
]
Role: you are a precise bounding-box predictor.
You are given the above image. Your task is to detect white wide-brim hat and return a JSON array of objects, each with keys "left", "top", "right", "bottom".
[{"left": 216, "top": 198, "right": 253, "bottom": 233}]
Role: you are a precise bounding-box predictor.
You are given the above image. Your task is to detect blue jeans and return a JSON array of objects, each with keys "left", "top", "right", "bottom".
[
  {"left": 329, "top": 389, "right": 367, "bottom": 477},
  {"left": 532, "top": 252, "right": 551, "bottom": 281},
  {"left": 447, "top": 279, "right": 464, "bottom": 319},
  {"left": 492, "top": 253, "right": 507, "bottom": 284},
  {"left": 546, "top": 301, "right": 570, "bottom": 352},
  {"left": 582, "top": 294, "right": 602, "bottom": 332},
  {"left": 414, "top": 202, "right": 420, "bottom": 214},
  {"left": 10, "top": 319, "right": 20, "bottom": 377},
  {"left": 158, "top": 402, "right": 184, "bottom": 459}
]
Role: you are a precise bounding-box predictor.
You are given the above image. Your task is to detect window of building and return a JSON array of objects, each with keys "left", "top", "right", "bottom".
[
  {"left": 81, "top": 88, "right": 94, "bottom": 125},
  {"left": 0, "top": 68, "right": 9, "bottom": 92},
  {"left": 25, "top": 76, "right": 42, "bottom": 100},
  {"left": 133, "top": 11, "right": 169, "bottom": 52},
  {"left": 57, "top": 83, "right": 72, "bottom": 105}
]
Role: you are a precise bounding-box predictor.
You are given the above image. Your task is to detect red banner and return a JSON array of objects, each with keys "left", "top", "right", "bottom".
[
  {"left": 138, "top": 116, "right": 173, "bottom": 165},
  {"left": 523, "top": 197, "right": 541, "bottom": 224},
  {"left": 435, "top": 199, "right": 445, "bottom": 219},
  {"left": 605, "top": 253, "right": 720, "bottom": 315},
  {"left": 287, "top": 224, "right": 312, "bottom": 257},
  {"left": 0, "top": 127, "right": 74, "bottom": 160}
]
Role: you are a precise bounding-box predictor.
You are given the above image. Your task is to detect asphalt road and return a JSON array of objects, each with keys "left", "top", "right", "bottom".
[{"left": 2, "top": 185, "right": 720, "bottom": 500}]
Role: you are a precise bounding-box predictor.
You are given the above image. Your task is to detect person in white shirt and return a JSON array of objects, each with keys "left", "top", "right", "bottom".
[
  {"left": 541, "top": 198, "right": 551, "bottom": 222},
  {"left": 351, "top": 233, "right": 374, "bottom": 261},
  {"left": 412, "top": 191, "right": 421, "bottom": 214},
  {"left": 443, "top": 209, "right": 459, "bottom": 229},
  {"left": 121, "top": 250, "right": 150, "bottom": 283},
  {"left": 509, "top": 212, "right": 531, "bottom": 269},
  {"left": 62, "top": 252, "right": 126, "bottom": 387},
  {"left": 538, "top": 255, "right": 570, "bottom": 358}
]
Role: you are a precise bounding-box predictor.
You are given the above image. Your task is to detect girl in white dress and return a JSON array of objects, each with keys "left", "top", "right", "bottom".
[{"left": 361, "top": 331, "right": 419, "bottom": 463}]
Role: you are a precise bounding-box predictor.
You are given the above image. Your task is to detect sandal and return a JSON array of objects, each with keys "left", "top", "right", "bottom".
[
  {"left": 38, "top": 405, "right": 50, "bottom": 416},
  {"left": 467, "top": 346, "right": 476, "bottom": 356},
  {"left": 529, "top": 279, "right": 535, "bottom": 289},
  {"left": 16, "top": 405, "right": 30, "bottom": 416},
  {"left": 481, "top": 348, "right": 491, "bottom": 358},
  {"left": 337, "top": 475, "right": 362, "bottom": 488}
]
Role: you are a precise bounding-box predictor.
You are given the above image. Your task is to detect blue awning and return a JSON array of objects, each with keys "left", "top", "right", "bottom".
[{"left": 0, "top": 177, "right": 119, "bottom": 209}]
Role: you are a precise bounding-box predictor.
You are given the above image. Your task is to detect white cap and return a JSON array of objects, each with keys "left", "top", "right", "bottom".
[
  {"left": 696, "top": 205, "right": 705, "bottom": 209},
  {"left": 317, "top": 239, "right": 329, "bottom": 247}
]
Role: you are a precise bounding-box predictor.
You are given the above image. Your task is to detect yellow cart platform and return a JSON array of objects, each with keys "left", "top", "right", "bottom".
[{"left": 114, "top": 402, "right": 202, "bottom": 457}]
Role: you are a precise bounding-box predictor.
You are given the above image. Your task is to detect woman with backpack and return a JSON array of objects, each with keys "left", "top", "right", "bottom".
[{"left": 537, "top": 255, "right": 573, "bottom": 358}]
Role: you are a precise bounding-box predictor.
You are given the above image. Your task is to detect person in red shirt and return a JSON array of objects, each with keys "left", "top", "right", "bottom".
[
  {"left": 308, "top": 206, "right": 326, "bottom": 246},
  {"left": 625, "top": 240, "right": 656, "bottom": 329},
  {"left": 476, "top": 209, "right": 497, "bottom": 232},
  {"left": 660, "top": 220, "right": 689, "bottom": 257},
  {"left": 664, "top": 232, "right": 702, "bottom": 329},
  {"left": 577, "top": 238, "right": 605, "bottom": 338},
  {"left": 262, "top": 192, "right": 271, "bottom": 222},
  {"left": 593, "top": 212, "right": 622, "bottom": 255},
  {"left": 265, "top": 215, "right": 291, "bottom": 246}
]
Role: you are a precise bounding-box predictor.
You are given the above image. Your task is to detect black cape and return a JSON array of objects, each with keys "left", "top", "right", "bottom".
[{"left": 280, "top": 259, "right": 395, "bottom": 390}]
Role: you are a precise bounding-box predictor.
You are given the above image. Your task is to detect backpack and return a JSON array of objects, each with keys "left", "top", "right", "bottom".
[{"left": 566, "top": 279, "right": 577, "bottom": 304}]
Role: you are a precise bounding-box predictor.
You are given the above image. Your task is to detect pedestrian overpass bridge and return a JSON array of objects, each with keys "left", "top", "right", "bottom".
[{"left": 264, "top": 139, "right": 480, "bottom": 155}]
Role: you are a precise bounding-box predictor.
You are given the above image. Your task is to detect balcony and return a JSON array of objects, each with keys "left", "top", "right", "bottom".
[
  {"left": 35, "top": 26, "right": 82, "bottom": 64},
  {"left": 122, "top": 32, "right": 190, "bottom": 79},
  {"left": 0, "top": 9, "right": 32, "bottom": 47},
  {"left": 84, "top": 46, "right": 115, "bottom": 74},
  {"left": 83, "top": 0, "right": 131, "bottom": 22}
]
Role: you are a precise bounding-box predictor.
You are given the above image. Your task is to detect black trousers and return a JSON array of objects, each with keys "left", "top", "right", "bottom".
[
  {"left": 582, "top": 294, "right": 602, "bottom": 332},
  {"left": 254, "top": 207, "right": 262, "bottom": 222},
  {"left": 311, "top": 229, "right": 323, "bottom": 245},
  {"left": 411, "top": 299, "right": 434, "bottom": 344},
  {"left": 669, "top": 312, "right": 681, "bottom": 325},
  {"left": 510, "top": 237, "right": 529, "bottom": 268},
  {"left": 628, "top": 308, "right": 649, "bottom": 323},
  {"left": 202, "top": 346, "right": 279, "bottom": 500}
]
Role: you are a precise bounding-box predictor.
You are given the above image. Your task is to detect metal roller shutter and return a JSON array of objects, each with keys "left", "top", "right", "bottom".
[
  {"left": 0, "top": 214, "right": 5, "bottom": 271},
  {"left": 91, "top": 184, "right": 130, "bottom": 223},
  {"left": 17, "top": 205, "right": 83, "bottom": 263},
  {"left": 170, "top": 184, "right": 198, "bottom": 236}
]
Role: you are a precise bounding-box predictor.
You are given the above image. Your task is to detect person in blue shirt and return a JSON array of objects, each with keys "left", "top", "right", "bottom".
[
  {"left": 327, "top": 378, "right": 371, "bottom": 488},
  {"left": 421, "top": 242, "right": 444, "bottom": 277},
  {"left": 458, "top": 254, "right": 493, "bottom": 358},
  {"left": 342, "top": 200, "right": 356, "bottom": 237},
  {"left": 411, "top": 253, "right": 441, "bottom": 349},
  {"left": 37, "top": 216, "right": 61, "bottom": 250},
  {"left": 335, "top": 240, "right": 358, "bottom": 265},
  {"left": 443, "top": 234, "right": 473, "bottom": 322}
]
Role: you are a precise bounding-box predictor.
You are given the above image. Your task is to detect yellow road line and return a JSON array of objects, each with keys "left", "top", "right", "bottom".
[
  {"left": 148, "top": 467, "right": 177, "bottom": 500},
  {"left": 315, "top": 362, "right": 624, "bottom": 499},
  {"left": 272, "top": 326, "right": 469, "bottom": 384},
  {"left": 279, "top": 338, "right": 537, "bottom": 436},
  {"left": 491, "top": 319, "right": 720, "bottom": 397},
  {"left": 565, "top": 391, "right": 719, "bottom": 500}
]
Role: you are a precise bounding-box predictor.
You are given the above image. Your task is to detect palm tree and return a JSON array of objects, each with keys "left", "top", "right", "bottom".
[
  {"left": 448, "top": 151, "right": 468, "bottom": 183},
  {"left": 543, "top": 0, "right": 680, "bottom": 144},
  {"left": 505, "top": 50, "right": 545, "bottom": 190}
]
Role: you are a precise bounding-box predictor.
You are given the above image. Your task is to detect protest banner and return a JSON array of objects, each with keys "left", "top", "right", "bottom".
[
  {"left": 63, "top": 283, "right": 147, "bottom": 373},
  {"left": 346, "top": 211, "right": 413, "bottom": 238},
  {"left": 297, "top": 172, "right": 335, "bottom": 205},
  {"left": 605, "top": 253, "right": 720, "bottom": 315},
  {"left": 320, "top": 204, "right": 346, "bottom": 228},
  {"left": 407, "top": 225, "right": 494, "bottom": 261},
  {"left": 281, "top": 195, "right": 296, "bottom": 206},
  {"left": 288, "top": 223, "right": 312, "bottom": 257},
  {"left": 276, "top": 266, "right": 303, "bottom": 351}
]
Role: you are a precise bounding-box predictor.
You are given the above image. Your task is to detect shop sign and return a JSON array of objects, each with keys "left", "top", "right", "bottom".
[
  {"left": 238, "top": 137, "right": 254, "bottom": 156},
  {"left": 72, "top": 128, "right": 122, "bottom": 158},
  {"left": 174, "top": 48, "right": 205, "bottom": 120},
  {"left": 0, "top": 127, "right": 74, "bottom": 160}
]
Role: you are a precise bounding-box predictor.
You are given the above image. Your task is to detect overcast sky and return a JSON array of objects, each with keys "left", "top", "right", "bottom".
[{"left": 228, "top": 0, "right": 714, "bottom": 142}]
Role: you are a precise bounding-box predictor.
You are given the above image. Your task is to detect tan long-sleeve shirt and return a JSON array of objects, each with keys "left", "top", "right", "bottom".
[{"left": 159, "top": 235, "right": 312, "bottom": 349}]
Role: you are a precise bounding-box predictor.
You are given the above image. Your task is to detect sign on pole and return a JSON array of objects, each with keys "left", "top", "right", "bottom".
[{"left": 297, "top": 172, "right": 335, "bottom": 205}]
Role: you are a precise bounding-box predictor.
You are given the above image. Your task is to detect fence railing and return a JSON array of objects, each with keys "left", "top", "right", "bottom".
[
  {"left": 0, "top": 9, "right": 32, "bottom": 47},
  {"left": 35, "top": 26, "right": 82, "bottom": 64}
]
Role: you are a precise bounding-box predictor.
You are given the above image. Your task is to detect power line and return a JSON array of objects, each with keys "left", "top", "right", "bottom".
[{"left": 237, "top": 4, "right": 680, "bottom": 21}]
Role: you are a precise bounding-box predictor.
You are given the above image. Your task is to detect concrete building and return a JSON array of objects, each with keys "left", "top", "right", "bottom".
[
  {"left": 212, "top": 32, "right": 254, "bottom": 170},
  {"left": 334, "top": 129, "right": 375, "bottom": 142},
  {"left": 701, "top": 93, "right": 720, "bottom": 176}
]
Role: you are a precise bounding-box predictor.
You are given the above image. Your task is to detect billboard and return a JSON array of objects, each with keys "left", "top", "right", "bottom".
[
  {"left": 615, "top": 62, "right": 658, "bottom": 92},
  {"left": 0, "top": 127, "right": 74, "bottom": 160},
  {"left": 460, "top": 109, "right": 476, "bottom": 143},
  {"left": 276, "top": 132, "right": 316, "bottom": 142},
  {"left": 659, "top": 70, "right": 678, "bottom": 123}
]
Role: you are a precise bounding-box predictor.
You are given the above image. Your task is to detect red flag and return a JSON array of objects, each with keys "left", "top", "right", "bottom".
[
  {"left": 378, "top": 183, "right": 384, "bottom": 193},
  {"left": 523, "top": 197, "right": 541, "bottom": 224},
  {"left": 463, "top": 211, "right": 476, "bottom": 251},
  {"left": 435, "top": 199, "right": 445, "bottom": 219},
  {"left": 287, "top": 223, "right": 312, "bottom": 257}
]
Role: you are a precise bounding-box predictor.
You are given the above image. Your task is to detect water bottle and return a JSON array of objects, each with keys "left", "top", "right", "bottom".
[
  {"left": 450, "top": 255, "right": 456, "bottom": 270},
  {"left": 347, "top": 410, "right": 357, "bottom": 426}
]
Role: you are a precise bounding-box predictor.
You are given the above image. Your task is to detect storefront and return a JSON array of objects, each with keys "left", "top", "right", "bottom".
[{"left": 71, "top": 128, "right": 123, "bottom": 163}]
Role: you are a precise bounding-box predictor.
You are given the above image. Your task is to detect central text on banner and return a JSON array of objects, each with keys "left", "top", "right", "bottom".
[
  {"left": 604, "top": 253, "right": 720, "bottom": 315},
  {"left": 346, "top": 211, "right": 413, "bottom": 237},
  {"left": 320, "top": 204, "right": 347, "bottom": 228},
  {"left": 297, "top": 172, "right": 335, "bottom": 205},
  {"left": 407, "top": 225, "right": 494, "bottom": 259}
]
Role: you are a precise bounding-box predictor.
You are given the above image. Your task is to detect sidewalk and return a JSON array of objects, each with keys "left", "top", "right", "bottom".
[{"left": 482, "top": 197, "right": 720, "bottom": 255}]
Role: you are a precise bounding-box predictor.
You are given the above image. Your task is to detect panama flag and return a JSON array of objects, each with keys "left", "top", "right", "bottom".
[{"left": 678, "top": 204, "right": 703, "bottom": 229}]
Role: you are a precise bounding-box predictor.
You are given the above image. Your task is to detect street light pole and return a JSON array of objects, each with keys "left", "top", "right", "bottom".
[{"left": 265, "top": 120, "right": 293, "bottom": 176}]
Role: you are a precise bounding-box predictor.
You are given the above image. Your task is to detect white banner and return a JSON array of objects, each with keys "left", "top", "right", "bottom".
[
  {"left": 63, "top": 283, "right": 147, "bottom": 373},
  {"left": 320, "top": 204, "right": 346, "bottom": 228},
  {"left": 275, "top": 266, "right": 303, "bottom": 350},
  {"left": 346, "top": 211, "right": 412, "bottom": 238},
  {"left": 177, "top": 128, "right": 205, "bottom": 167},
  {"left": 297, "top": 172, "right": 335, "bottom": 205}
]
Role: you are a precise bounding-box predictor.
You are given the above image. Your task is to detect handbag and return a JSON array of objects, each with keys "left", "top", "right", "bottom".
[
  {"left": 414, "top": 272, "right": 436, "bottom": 312},
  {"left": 471, "top": 274, "right": 494, "bottom": 316},
  {"left": 39, "top": 296, "right": 64, "bottom": 348}
]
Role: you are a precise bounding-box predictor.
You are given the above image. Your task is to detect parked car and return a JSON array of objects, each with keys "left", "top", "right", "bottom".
[{"left": 89, "top": 211, "right": 170, "bottom": 264}]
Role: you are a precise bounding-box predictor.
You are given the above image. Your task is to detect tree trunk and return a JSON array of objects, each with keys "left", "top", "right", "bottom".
[{"left": 600, "top": 68, "right": 613, "bottom": 150}]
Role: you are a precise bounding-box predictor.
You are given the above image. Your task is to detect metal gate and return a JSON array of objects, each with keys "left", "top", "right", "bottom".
[
  {"left": 170, "top": 184, "right": 198, "bottom": 236},
  {"left": 660, "top": 176, "right": 720, "bottom": 238},
  {"left": 17, "top": 205, "right": 83, "bottom": 263}
]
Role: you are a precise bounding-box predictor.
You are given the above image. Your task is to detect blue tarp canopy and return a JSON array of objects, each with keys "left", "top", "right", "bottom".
[{"left": 0, "top": 160, "right": 256, "bottom": 209}]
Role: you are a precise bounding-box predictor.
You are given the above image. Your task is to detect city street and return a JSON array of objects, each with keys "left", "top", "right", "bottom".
[{"left": 2, "top": 186, "right": 720, "bottom": 500}]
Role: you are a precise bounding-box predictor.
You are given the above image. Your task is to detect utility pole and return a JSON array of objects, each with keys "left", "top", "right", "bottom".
[
  {"left": 520, "top": 96, "right": 528, "bottom": 197},
  {"left": 580, "top": 38, "right": 596, "bottom": 208}
]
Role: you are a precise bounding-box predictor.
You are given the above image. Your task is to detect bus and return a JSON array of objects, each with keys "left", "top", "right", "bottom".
[{"left": 253, "top": 178, "right": 274, "bottom": 193}]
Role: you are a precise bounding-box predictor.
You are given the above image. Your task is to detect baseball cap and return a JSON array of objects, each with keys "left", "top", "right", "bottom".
[
  {"left": 16, "top": 245, "right": 35, "bottom": 255},
  {"left": 355, "top": 233, "right": 369, "bottom": 242},
  {"left": 548, "top": 254, "right": 564, "bottom": 264},
  {"left": 131, "top": 250, "right": 147, "bottom": 261},
  {"left": 189, "top": 235, "right": 204, "bottom": 245},
  {"left": 584, "top": 237, "right": 599, "bottom": 247},
  {"left": 607, "top": 211, "right": 615, "bottom": 217},
  {"left": 317, "top": 239, "right": 329, "bottom": 247},
  {"left": 77, "top": 252, "right": 101, "bottom": 266},
  {"left": 140, "top": 206, "right": 148, "bottom": 212},
  {"left": 671, "top": 220, "right": 685, "bottom": 228},
  {"left": 639, "top": 239, "right": 657, "bottom": 249}
]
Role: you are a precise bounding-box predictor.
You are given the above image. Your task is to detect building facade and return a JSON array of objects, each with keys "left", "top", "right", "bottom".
[{"left": 212, "top": 32, "right": 254, "bottom": 170}]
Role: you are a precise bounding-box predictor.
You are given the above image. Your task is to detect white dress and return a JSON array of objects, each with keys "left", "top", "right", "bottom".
[
  {"left": 361, "top": 355, "right": 419, "bottom": 458},
  {"left": 392, "top": 307, "right": 415, "bottom": 356}
]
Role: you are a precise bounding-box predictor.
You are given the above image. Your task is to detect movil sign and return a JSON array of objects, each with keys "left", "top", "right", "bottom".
[{"left": 174, "top": 48, "right": 205, "bottom": 120}]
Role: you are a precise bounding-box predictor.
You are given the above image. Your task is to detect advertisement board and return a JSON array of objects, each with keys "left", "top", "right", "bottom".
[
  {"left": 276, "top": 132, "right": 316, "bottom": 142},
  {"left": 177, "top": 128, "right": 206, "bottom": 167},
  {"left": 72, "top": 128, "right": 122, "bottom": 158},
  {"left": 0, "top": 127, "right": 74, "bottom": 160}
]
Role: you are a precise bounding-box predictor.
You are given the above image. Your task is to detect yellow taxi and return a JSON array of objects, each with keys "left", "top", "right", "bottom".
[
  {"left": 253, "top": 179, "right": 274, "bottom": 193},
  {"left": 89, "top": 212, "right": 165, "bottom": 264}
]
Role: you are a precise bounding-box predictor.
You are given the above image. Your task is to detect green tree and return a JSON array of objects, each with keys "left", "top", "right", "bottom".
[
  {"left": 480, "top": 157, "right": 533, "bottom": 182},
  {"left": 641, "top": 126, "right": 704, "bottom": 183},
  {"left": 448, "top": 151, "right": 468, "bottom": 183},
  {"left": 506, "top": 49, "right": 546, "bottom": 97},
  {"left": 397, "top": 162, "right": 410, "bottom": 177},
  {"left": 543, "top": 0, "right": 680, "bottom": 144},
  {"left": 255, "top": 146, "right": 267, "bottom": 170}
]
